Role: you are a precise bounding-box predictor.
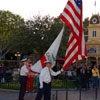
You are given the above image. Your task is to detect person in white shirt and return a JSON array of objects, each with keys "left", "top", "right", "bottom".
[
  {"left": 19, "top": 58, "right": 32, "bottom": 100},
  {"left": 35, "top": 60, "right": 63, "bottom": 100}
]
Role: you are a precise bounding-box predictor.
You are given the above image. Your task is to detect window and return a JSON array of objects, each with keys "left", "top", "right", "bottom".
[{"left": 92, "top": 31, "right": 96, "bottom": 37}]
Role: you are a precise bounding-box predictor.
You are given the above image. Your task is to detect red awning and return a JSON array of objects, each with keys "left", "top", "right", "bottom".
[{"left": 56, "top": 57, "right": 64, "bottom": 63}]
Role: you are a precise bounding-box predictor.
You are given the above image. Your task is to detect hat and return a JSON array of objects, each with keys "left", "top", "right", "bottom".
[
  {"left": 44, "top": 61, "right": 51, "bottom": 64},
  {"left": 21, "top": 58, "right": 27, "bottom": 62}
]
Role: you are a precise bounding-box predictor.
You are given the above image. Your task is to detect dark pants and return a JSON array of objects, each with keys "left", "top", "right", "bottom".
[
  {"left": 81, "top": 74, "right": 87, "bottom": 88},
  {"left": 19, "top": 76, "right": 28, "bottom": 100},
  {"left": 92, "top": 76, "right": 98, "bottom": 88},
  {"left": 35, "top": 82, "right": 51, "bottom": 100},
  {"left": 87, "top": 79, "right": 90, "bottom": 88}
]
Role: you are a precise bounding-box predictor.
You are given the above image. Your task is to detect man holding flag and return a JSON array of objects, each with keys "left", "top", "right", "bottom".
[
  {"left": 30, "top": 27, "right": 64, "bottom": 100},
  {"left": 35, "top": 60, "right": 63, "bottom": 100}
]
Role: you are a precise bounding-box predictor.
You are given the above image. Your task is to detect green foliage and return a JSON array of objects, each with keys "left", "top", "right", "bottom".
[
  {"left": 0, "top": 10, "right": 24, "bottom": 58},
  {"left": 0, "top": 10, "right": 89, "bottom": 59},
  {"left": 25, "top": 15, "right": 54, "bottom": 55},
  {"left": 83, "top": 17, "right": 89, "bottom": 35},
  {"left": 11, "top": 15, "right": 70, "bottom": 58},
  {"left": 0, "top": 79, "right": 78, "bottom": 90},
  {"left": 10, "top": 25, "right": 32, "bottom": 54}
]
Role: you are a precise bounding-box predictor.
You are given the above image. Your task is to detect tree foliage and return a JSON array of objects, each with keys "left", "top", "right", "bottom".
[
  {"left": 0, "top": 10, "right": 90, "bottom": 60},
  {"left": 83, "top": 17, "right": 89, "bottom": 35},
  {"left": 25, "top": 15, "right": 70, "bottom": 57},
  {"left": 25, "top": 15, "right": 54, "bottom": 55},
  {"left": 11, "top": 15, "right": 70, "bottom": 58},
  {"left": 0, "top": 10, "right": 24, "bottom": 59}
]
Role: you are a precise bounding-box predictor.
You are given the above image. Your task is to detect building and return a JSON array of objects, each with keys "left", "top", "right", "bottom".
[{"left": 86, "top": 14, "right": 100, "bottom": 66}]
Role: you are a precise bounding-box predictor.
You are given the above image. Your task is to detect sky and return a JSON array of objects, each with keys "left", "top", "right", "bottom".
[{"left": 0, "top": 0, "right": 99, "bottom": 20}]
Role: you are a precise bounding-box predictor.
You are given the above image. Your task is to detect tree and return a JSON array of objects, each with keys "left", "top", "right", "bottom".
[
  {"left": 24, "top": 15, "right": 70, "bottom": 58},
  {"left": 10, "top": 15, "right": 70, "bottom": 58},
  {"left": 0, "top": 10, "right": 24, "bottom": 59},
  {"left": 25, "top": 15, "right": 54, "bottom": 55},
  {"left": 83, "top": 17, "right": 89, "bottom": 35},
  {"left": 25, "top": 15, "right": 70, "bottom": 57},
  {"left": 9, "top": 15, "right": 55, "bottom": 57},
  {"left": 11, "top": 15, "right": 89, "bottom": 59}
]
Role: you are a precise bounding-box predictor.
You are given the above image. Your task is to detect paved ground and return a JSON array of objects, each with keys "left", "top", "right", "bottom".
[{"left": 0, "top": 88, "right": 100, "bottom": 100}]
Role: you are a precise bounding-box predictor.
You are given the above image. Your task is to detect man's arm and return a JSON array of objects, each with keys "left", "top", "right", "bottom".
[{"left": 50, "top": 68, "right": 62, "bottom": 76}]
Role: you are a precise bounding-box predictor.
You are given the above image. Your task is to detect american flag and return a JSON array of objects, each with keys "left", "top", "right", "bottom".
[{"left": 60, "top": 0, "right": 87, "bottom": 70}]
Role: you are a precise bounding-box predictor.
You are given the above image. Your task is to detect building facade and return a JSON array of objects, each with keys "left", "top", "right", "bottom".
[{"left": 86, "top": 14, "right": 100, "bottom": 66}]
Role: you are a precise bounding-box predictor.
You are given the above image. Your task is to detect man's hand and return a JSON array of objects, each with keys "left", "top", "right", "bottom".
[
  {"left": 39, "top": 85, "right": 43, "bottom": 89},
  {"left": 30, "top": 72, "right": 35, "bottom": 76},
  {"left": 61, "top": 68, "right": 64, "bottom": 72}
]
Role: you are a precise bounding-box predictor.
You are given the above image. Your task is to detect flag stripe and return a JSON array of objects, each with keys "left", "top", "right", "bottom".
[
  {"left": 69, "top": 0, "right": 81, "bottom": 14},
  {"left": 64, "top": 41, "right": 78, "bottom": 61},
  {"left": 64, "top": 46, "right": 78, "bottom": 65},
  {"left": 62, "top": 12, "right": 79, "bottom": 36},
  {"left": 67, "top": 33, "right": 75, "bottom": 48},
  {"left": 67, "top": 1, "right": 80, "bottom": 18},
  {"left": 66, "top": 3, "right": 80, "bottom": 25},
  {"left": 64, "top": 8, "right": 80, "bottom": 30},
  {"left": 65, "top": 38, "right": 77, "bottom": 56},
  {"left": 68, "top": 32, "right": 73, "bottom": 41},
  {"left": 30, "top": 70, "right": 40, "bottom": 74},
  {"left": 63, "top": 46, "right": 78, "bottom": 70}
]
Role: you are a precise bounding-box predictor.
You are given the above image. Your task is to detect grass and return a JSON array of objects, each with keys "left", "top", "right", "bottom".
[
  {"left": 0, "top": 82, "right": 20, "bottom": 90},
  {"left": 52, "top": 79, "right": 78, "bottom": 88},
  {"left": 0, "top": 78, "right": 80, "bottom": 90}
]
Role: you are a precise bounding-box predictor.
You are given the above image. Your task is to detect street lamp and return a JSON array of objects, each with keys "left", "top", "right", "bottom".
[{"left": 14, "top": 52, "right": 21, "bottom": 61}]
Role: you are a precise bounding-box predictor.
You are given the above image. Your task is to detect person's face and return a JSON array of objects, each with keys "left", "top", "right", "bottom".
[
  {"left": 46, "top": 63, "right": 51, "bottom": 68},
  {"left": 94, "top": 65, "right": 96, "bottom": 69},
  {"left": 23, "top": 61, "right": 27, "bottom": 65}
]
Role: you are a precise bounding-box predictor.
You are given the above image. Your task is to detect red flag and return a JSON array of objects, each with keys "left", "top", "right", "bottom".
[{"left": 60, "top": 0, "right": 87, "bottom": 70}]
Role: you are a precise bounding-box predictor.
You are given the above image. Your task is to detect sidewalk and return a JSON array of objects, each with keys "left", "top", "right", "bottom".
[
  {"left": 0, "top": 88, "right": 66, "bottom": 100},
  {"left": 1, "top": 88, "right": 100, "bottom": 100},
  {"left": 0, "top": 88, "right": 70, "bottom": 100}
]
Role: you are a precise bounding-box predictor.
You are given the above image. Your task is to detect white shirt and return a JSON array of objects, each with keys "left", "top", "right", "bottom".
[
  {"left": 20, "top": 65, "right": 29, "bottom": 76},
  {"left": 39, "top": 67, "right": 61, "bottom": 88}
]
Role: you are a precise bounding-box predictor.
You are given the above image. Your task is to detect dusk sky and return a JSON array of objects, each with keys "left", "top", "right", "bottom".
[{"left": 0, "top": 0, "right": 99, "bottom": 20}]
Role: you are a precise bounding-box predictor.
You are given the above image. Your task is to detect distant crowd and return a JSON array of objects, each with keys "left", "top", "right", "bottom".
[
  {"left": 67, "top": 63, "right": 100, "bottom": 89},
  {"left": 0, "top": 62, "right": 18, "bottom": 82}
]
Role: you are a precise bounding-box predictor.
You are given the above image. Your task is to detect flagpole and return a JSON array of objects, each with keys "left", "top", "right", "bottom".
[{"left": 95, "top": 0, "right": 96, "bottom": 14}]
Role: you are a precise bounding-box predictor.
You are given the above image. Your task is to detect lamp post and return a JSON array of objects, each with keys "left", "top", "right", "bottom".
[{"left": 14, "top": 52, "right": 21, "bottom": 62}]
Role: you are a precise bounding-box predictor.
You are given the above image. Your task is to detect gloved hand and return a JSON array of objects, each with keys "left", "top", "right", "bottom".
[
  {"left": 61, "top": 68, "right": 64, "bottom": 72},
  {"left": 39, "top": 84, "right": 43, "bottom": 89}
]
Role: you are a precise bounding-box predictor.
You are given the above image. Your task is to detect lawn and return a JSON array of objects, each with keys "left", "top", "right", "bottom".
[{"left": 0, "top": 78, "right": 80, "bottom": 90}]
